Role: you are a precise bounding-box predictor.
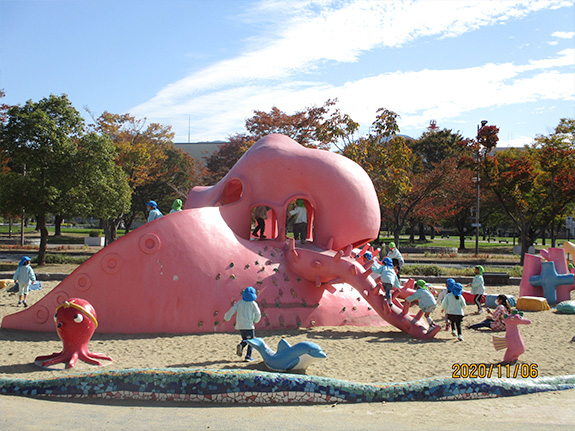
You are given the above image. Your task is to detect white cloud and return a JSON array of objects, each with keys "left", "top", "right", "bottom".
[
  {"left": 501, "top": 136, "right": 533, "bottom": 147},
  {"left": 129, "top": 0, "right": 574, "bottom": 141},
  {"left": 552, "top": 31, "right": 575, "bottom": 39}
]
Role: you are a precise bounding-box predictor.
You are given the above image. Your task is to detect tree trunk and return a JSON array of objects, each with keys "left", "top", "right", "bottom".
[
  {"left": 459, "top": 232, "right": 466, "bottom": 250},
  {"left": 8, "top": 217, "right": 12, "bottom": 239},
  {"left": 36, "top": 213, "right": 49, "bottom": 266},
  {"left": 394, "top": 227, "right": 401, "bottom": 248},
  {"left": 124, "top": 212, "right": 136, "bottom": 234},
  {"left": 54, "top": 214, "right": 62, "bottom": 236},
  {"left": 456, "top": 220, "right": 466, "bottom": 250},
  {"left": 418, "top": 222, "right": 427, "bottom": 242},
  {"left": 409, "top": 223, "right": 415, "bottom": 243},
  {"left": 104, "top": 215, "right": 123, "bottom": 246},
  {"left": 519, "top": 229, "right": 533, "bottom": 266},
  {"left": 551, "top": 220, "right": 556, "bottom": 248}
]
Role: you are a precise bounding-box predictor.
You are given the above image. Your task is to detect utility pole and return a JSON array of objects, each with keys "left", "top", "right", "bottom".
[
  {"left": 475, "top": 120, "right": 488, "bottom": 255},
  {"left": 20, "top": 164, "right": 26, "bottom": 246}
]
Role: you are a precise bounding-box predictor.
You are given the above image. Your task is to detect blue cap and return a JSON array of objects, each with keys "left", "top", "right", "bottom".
[
  {"left": 146, "top": 200, "right": 157, "bottom": 208},
  {"left": 452, "top": 283, "right": 463, "bottom": 297},
  {"left": 383, "top": 257, "right": 393, "bottom": 267},
  {"left": 242, "top": 286, "right": 257, "bottom": 302},
  {"left": 19, "top": 256, "right": 31, "bottom": 266},
  {"left": 446, "top": 278, "right": 455, "bottom": 292},
  {"left": 364, "top": 252, "right": 372, "bottom": 261}
]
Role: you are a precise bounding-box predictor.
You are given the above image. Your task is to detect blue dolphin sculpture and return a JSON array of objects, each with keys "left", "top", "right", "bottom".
[{"left": 245, "top": 338, "right": 327, "bottom": 372}]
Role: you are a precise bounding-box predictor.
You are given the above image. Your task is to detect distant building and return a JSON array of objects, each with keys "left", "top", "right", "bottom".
[{"left": 175, "top": 141, "right": 228, "bottom": 163}]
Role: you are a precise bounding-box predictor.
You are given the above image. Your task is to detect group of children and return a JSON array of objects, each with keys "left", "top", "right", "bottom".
[
  {"left": 223, "top": 261, "right": 500, "bottom": 362},
  {"left": 366, "top": 247, "right": 509, "bottom": 343},
  {"left": 146, "top": 198, "right": 183, "bottom": 223}
]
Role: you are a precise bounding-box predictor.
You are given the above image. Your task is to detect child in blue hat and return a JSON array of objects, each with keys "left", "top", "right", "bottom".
[
  {"left": 146, "top": 200, "right": 163, "bottom": 223},
  {"left": 13, "top": 256, "right": 36, "bottom": 307},
  {"left": 441, "top": 282, "right": 466, "bottom": 341},
  {"left": 437, "top": 278, "right": 456, "bottom": 331},
  {"left": 370, "top": 256, "right": 400, "bottom": 304},
  {"left": 224, "top": 286, "right": 261, "bottom": 361}
]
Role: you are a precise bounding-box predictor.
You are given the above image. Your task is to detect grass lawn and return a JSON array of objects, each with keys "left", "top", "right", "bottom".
[
  {"left": 377, "top": 234, "right": 567, "bottom": 251},
  {"left": 0, "top": 225, "right": 126, "bottom": 244}
]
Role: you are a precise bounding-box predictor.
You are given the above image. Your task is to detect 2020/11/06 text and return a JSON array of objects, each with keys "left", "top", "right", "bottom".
[{"left": 452, "top": 363, "right": 538, "bottom": 378}]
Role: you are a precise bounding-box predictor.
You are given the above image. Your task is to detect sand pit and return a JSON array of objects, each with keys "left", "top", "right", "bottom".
[{"left": 1, "top": 280, "right": 574, "bottom": 429}]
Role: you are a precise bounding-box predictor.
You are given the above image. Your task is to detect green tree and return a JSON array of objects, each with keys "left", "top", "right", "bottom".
[
  {"left": 407, "top": 126, "right": 468, "bottom": 242},
  {"left": 73, "top": 133, "right": 132, "bottom": 240},
  {"left": 203, "top": 133, "right": 255, "bottom": 185},
  {"left": 1, "top": 95, "right": 84, "bottom": 264},
  {"left": 91, "top": 111, "right": 203, "bottom": 237},
  {"left": 342, "top": 109, "right": 414, "bottom": 245},
  {"left": 482, "top": 119, "right": 575, "bottom": 263}
]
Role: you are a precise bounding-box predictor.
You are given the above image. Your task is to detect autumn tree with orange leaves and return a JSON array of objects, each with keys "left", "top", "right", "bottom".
[
  {"left": 204, "top": 99, "right": 358, "bottom": 184},
  {"left": 480, "top": 119, "right": 575, "bottom": 263},
  {"left": 91, "top": 112, "right": 203, "bottom": 242}
]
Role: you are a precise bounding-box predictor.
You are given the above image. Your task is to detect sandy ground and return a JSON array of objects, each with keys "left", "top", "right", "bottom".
[{"left": 1, "top": 280, "right": 574, "bottom": 429}]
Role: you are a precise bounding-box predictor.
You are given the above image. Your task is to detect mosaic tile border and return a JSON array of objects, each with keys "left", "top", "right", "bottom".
[{"left": 1, "top": 369, "right": 574, "bottom": 404}]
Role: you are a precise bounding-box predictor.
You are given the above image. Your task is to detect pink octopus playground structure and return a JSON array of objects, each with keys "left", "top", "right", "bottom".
[
  {"left": 2, "top": 134, "right": 439, "bottom": 340},
  {"left": 519, "top": 242, "right": 575, "bottom": 306}
]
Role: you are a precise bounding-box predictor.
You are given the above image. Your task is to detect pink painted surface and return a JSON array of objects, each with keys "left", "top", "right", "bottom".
[
  {"left": 2, "top": 134, "right": 438, "bottom": 339},
  {"left": 500, "top": 313, "right": 531, "bottom": 364},
  {"left": 520, "top": 249, "right": 575, "bottom": 303}
]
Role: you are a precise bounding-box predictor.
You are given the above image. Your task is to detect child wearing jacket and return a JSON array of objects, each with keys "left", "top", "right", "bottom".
[
  {"left": 369, "top": 255, "right": 400, "bottom": 304},
  {"left": 442, "top": 282, "right": 466, "bottom": 341},
  {"left": 468, "top": 265, "right": 485, "bottom": 314},
  {"left": 224, "top": 286, "right": 261, "bottom": 361},
  {"left": 405, "top": 279, "right": 437, "bottom": 327},
  {"left": 437, "top": 278, "right": 456, "bottom": 331},
  {"left": 13, "top": 256, "right": 36, "bottom": 308}
]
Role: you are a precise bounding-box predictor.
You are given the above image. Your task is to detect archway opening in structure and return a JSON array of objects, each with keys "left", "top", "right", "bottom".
[
  {"left": 286, "top": 198, "right": 314, "bottom": 244},
  {"left": 250, "top": 205, "right": 278, "bottom": 241}
]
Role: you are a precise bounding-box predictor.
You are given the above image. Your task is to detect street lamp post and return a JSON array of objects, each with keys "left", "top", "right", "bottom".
[
  {"left": 20, "top": 163, "right": 26, "bottom": 246},
  {"left": 475, "top": 120, "right": 488, "bottom": 255}
]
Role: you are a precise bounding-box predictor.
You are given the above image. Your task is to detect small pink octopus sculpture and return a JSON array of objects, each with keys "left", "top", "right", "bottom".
[
  {"left": 492, "top": 310, "right": 531, "bottom": 364},
  {"left": 35, "top": 298, "right": 113, "bottom": 369}
]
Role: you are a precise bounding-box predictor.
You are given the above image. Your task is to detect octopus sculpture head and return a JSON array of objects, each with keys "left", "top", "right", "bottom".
[{"left": 186, "top": 134, "right": 380, "bottom": 251}]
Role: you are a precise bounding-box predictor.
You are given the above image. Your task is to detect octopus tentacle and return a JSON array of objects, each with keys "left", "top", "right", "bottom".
[
  {"left": 86, "top": 352, "right": 113, "bottom": 361},
  {"left": 66, "top": 351, "right": 79, "bottom": 369},
  {"left": 77, "top": 350, "right": 107, "bottom": 366},
  {"left": 40, "top": 352, "right": 72, "bottom": 368},
  {"left": 35, "top": 351, "right": 63, "bottom": 362}
]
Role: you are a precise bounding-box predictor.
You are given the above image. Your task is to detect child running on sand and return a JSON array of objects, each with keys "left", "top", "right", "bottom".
[
  {"left": 468, "top": 265, "right": 485, "bottom": 314},
  {"left": 13, "top": 256, "right": 36, "bottom": 308},
  {"left": 442, "top": 282, "right": 466, "bottom": 341},
  {"left": 437, "top": 278, "right": 455, "bottom": 331},
  {"left": 224, "top": 286, "right": 261, "bottom": 361}
]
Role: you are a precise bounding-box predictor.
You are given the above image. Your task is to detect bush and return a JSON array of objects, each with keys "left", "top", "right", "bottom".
[
  {"left": 32, "top": 254, "right": 90, "bottom": 265},
  {"left": 89, "top": 229, "right": 102, "bottom": 237},
  {"left": 402, "top": 264, "right": 524, "bottom": 278},
  {"left": 402, "top": 264, "right": 443, "bottom": 276}
]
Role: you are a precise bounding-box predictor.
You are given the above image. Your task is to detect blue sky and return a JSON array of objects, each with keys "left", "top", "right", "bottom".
[{"left": 1, "top": 0, "right": 574, "bottom": 148}]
